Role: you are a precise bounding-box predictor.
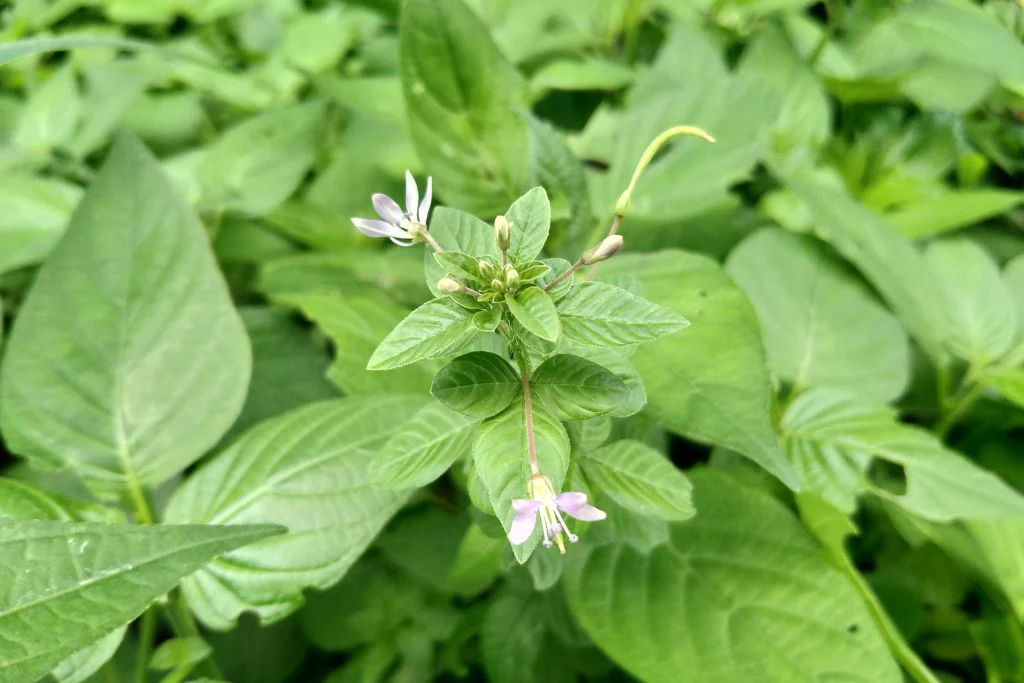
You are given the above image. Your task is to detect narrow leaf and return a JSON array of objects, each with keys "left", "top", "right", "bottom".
[
  {"left": 507, "top": 286, "right": 560, "bottom": 342},
  {"left": 504, "top": 187, "right": 550, "bottom": 266}
]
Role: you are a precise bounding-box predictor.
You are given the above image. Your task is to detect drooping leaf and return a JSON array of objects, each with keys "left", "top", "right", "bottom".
[
  {"left": 925, "top": 238, "right": 1019, "bottom": 365},
  {"left": 563, "top": 470, "right": 901, "bottom": 683},
  {"left": 367, "top": 298, "right": 480, "bottom": 370},
  {"left": 507, "top": 286, "right": 561, "bottom": 342},
  {"left": 370, "top": 401, "right": 477, "bottom": 489},
  {"left": 164, "top": 396, "right": 424, "bottom": 628},
  {"left": 431, "top": 352, "right": 521, "bottom": 419},
  {"left": 782, "top": 388, "right": 1024, "bottom": 519},
  {"left": 504, "top": 187, "right": 551, "bottom": 266},
  {"left": 556, "top": 281, "right": 688, "bottom": 347},
  {"left": 531, "top": 354, "right": 629, "bottom": 421},
  {"left": 582, "top": 440, "right": 694, "bottom": 521},
  {"left": 474, "top": 403, "right": 569, "bottom": 563},
  {"left": 599, "top": 251, "right": 799, "bottom": 489},
  {"left": 0, "top": 133, "right": 251, "bottom": 490},
  {"left": 400, "top": 0, "right": 530, "bottom": 216},
  {"left": 727, "top": 228, "right": 910, "bottom": 403},
  {"left": 0, "top": 520, "right": 278, "bottom": 683}
]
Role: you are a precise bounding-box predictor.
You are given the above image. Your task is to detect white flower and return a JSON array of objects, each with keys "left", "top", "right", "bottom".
[{"left": 351, "top": 170, "right": 433, "bottom": 246}]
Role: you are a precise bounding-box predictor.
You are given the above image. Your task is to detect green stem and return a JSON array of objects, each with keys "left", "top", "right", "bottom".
[
  {"left": 133, "top": 608, "right": 157, "bottom": 683},
  {"left": 163, "top": 596, "right": 225, "bottom": 681},
  {"left": 936, "top": 383, "right": 985, "bottom": 440},
  {"left": 509, "top": 337, "right": 539, "bottom": 474},
  {"left": 544, "top": 259, "right": 583, "bottom": 292}
]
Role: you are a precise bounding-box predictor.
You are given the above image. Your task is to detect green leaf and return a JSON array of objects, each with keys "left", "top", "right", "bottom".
[
  {"left": 598, "top": 252, "right": 798, "bottom": 488},
  {"left": 199, "top": 101, "right": 327, "bottom": 216},
  {"left": 1005, "top": 254, "right": 1024, "bottom": 325},
  {"left": 925, "top": 238, "right": 1018, "bottom": 365},
  {"left": 474, "top": 403, "right": 569, "bottom": 563},
  {"left": 557, "top": 281, "right": 688, "bottom": 347},
  {"left": 582, "top": 440, "right": 694, "bottom": 521},
  {"left": 280, "top": 291, "right": 433, "bottom": 395},
  {"left": 49, "top": 628, "right": 126, "bottom": 683},
  {"left": 370, "top": 401, "right": 477, "bottom": 489},
  {"left": 727, "top": 228, "right": 910, "bottom": 403},
  {"left": 424, "top": 208, "right": 503, "bottom": 297},
  {"left": 0, "top": 520, "right": 278, "bottom": 683},
  {"left": 0, "top": 173, "right": 82, "bottom": 276},
  {"left": 400, "top": 0, "right": 530, "bottom": 216},
  {"left": 791, "top": 181, "right": 947, "bottom": 364},
  {"left": 430, "top": 352, "right": 521, "bottom": 419},
  {"left": 536, "top": 258, "right": 573, "bottom": 301},
  {"left": 504, "top": 187, "right": 551, "bottom": 266},
  {"left": 12, "top": 65, "right": 80, "bottom": 157},
  {"left": 434, "top": 251, "right": 483, "bottom": 282},
  {"left": 885, "top": 190, "right": 1023, "bottom": 239},
  {"left": 149, "top": 636, "right": 211, "bottom": 672},
  {"left": 507, "top": 286, "right": 560, "bottom": 342},
  {"left": 529, "top": 58, "right": 633, "bottom": 93},
  {"left": 444, "top": 524, "right": 505, "bottom": 597},
  {"left": 563, "top": 470, "right": 901, "bottom": 683},
  {"left": 367, "top": 298, "right": 480, "bottom": 370},
  {"left": 165, "top": 396, "right": 424, "bottom": 628},
  {"left": 782, "top": 388, "right": 1024, "bottom": 519},
  {"left": 481, "top": 592, "right": 545, "bottom": 683},
  {"left": 531, "top": 354, "right": 628, "bottom": 421},
  {"left": 0, "top": 133, "right": 251, "bottom": 489},
  {"left": 0, "top": 36, "right": 153, "bottom": 67},
  {"left": 981, "top": 367, "right": 1024, "bottom": 410}
]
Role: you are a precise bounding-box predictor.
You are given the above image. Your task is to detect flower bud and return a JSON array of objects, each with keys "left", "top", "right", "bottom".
[
  {"left": 505, "top": 267, "right": 520, "bottom": 290},
  {"left": 479, "top": 260, "right": 497, "bottom": 279},
  {"left": 495, "top": 215, "right": 511, "bottom": 250},
  {"left": 437, "top": 277, "right": 463, "bottom": 294},
  {"left": 491, "top": 278, "right": 505, "bottom": 292},
  {"left": 580, "top": 235, "right": 624, "bottom": 265}
]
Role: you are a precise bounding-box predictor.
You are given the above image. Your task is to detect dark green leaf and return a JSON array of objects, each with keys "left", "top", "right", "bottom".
[
  {"left": 531, "top": 354, "right": 628, "bottom": 421},
  {"left": 431, "top": 352, "right": 521, "bottom": 419}
]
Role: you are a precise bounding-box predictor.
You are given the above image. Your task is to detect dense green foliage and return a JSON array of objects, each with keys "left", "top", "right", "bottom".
[{"left": 1, "top": 0, "right": 1024, "bottom": 682}]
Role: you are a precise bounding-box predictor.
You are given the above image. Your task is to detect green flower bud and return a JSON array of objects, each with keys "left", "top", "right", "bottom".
[
  {"left": 437, "top": 277, "right": 463, "bottom": 294},
  {"left": 491, "top": 278, "right": 505, "bottom": 292},
  {"left": 495, "top": 215, "right": 511, "bottom": 250},
  {"left": 581, "top": 235, "right": 624, "bottom": 265},
  {"left": 505, "top": 267, "right": 519, "bottom": 290},
  {"left": 478, "top": 260, "right": 497, "bottom": 279}
]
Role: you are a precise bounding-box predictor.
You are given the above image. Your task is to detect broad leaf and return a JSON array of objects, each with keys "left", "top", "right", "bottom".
[
  {"left": 531, "top": 354, "right": 629, "bottom": 420},
  {"left": 504, "top": 187, "right": 550, "bottom": 266},
  {"left": 474, "top": 403, "right": 569, "bottom": 563},
  {"left": 557, "top": 281, "right": 688, "bottom": 347},
  {"left": 727, "top": 228, "right": 909, "bottom": 403},
  {"left": 0, "top": 520, "right": 277, "bottom": 683},
  {"left": 164, "top": 396, "right": 424, "bottom": 628},
  {"left": 198, "top": 101, "right": 327, "bottom": 216},
  {"left": 582, "top": 440, "right": 694, "bottom": 521},
  {"left": 481, "top": 592, "right": 545, "bottom": 683},
  {"left": 507, "top": 286, "right": 560, "bottom": 342},
  {"left": 791, "top": 181, "right": 947, "bottom": 364},
  {"left": 280, "top": 291, "right": 433, "bottom": 395},
  {"left": 400, "top": 0, "right": 529, "bottom": 216},
  {"left": 0, "top": 174, "right": 82, "bottom": 276},
  {"left": 925, "top": 238, "right": 1018, "bottom": 365},
  {"left": 563, "top": 470, "right": 901, "bottom": 683},
  {"left": 370, "top": 401, "right": 477, "bottom": 489},
  {"left": 885, "top": 190, "right": 1024, "bottom": 239},
  {"left": 0, "top": 133, "right": 251, "bottom": 489},
  {"left": 431, "top": 352, "right": 521, "bottom": 419},
  {"left": 599, "top": 252, "right": 799, "bottom": 489},
  {"left": 782, "top": 388, "right": 1024, "bottom": 518},
  {"left": 367, "top": 298, "right": 480, "bottom": 370}
]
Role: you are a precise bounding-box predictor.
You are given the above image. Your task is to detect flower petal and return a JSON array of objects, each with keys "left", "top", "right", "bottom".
[
  {"left": 404, "top": 170, "right": 419, "bottom": 217},
  {"left": 372, "top": 193, "right": 404, "bottom": 225},
  {"left": 508, "top": 499, "right": 541, "bottom": 544},
  {"left": 352, "top": 217, "right": 405, "bottom": 239},
  {"left": 556, "top": 492, "right": 607, "bottom": 521},
  {"left": 389, "top": 236, "right": 415, "bottom": 247},
  {"left": 418, "top": 176, "right": 432, "bottom": 224}
]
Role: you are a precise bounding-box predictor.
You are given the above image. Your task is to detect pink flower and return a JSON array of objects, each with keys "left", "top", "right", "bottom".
[{"left": 509, "top": 473, "right": 606, "bottom": 553}]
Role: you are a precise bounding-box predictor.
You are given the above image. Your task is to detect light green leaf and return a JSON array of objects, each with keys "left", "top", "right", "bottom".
[
  {"left": 504, "top": 187, "right": 551, "bottom": 266},
  {"left": 791, "top": 181, "right": 947, "bottom": 364},
  {"left": 12, "top": 65, "right": 80, "bottom": 157},
  {"left": 886, "top": 190, "right": 1023, "bottom": 239},
  {"left": 782, "top": 388, "right": 1024, "bottom": 519},
  {"left": 367, "top": 298, "right": 480, "bottom": 371},
  {"left": 199, "top": 101, "right": 327, "bottom": 216},
  {"left": 434, "top": 251, "right": 483, "bottom": 282},
  {"left": 0, "top": 133, "right": 251, "bottom": 489},
  {"left": 49, "top": 627, "right": 126, "bottom": 683},
  {"left": 531, "top": 354, "right": 628, "bottom": 421},
  {"left": 529, "top": 58, "right": 633, "bottom": 93},
  {"left": 400, "top": 0, "right": 529, "bottom": 216},
  {"left": 370, "top": 401, "right": 477, "bottom": 489},
  {"left": 599, "top": 251, "right": 799, "bottom": 489},
  {"left": 925, "top": 238, "right": 1019, "bottom": 365},
  {"left": 557, "top": 281, "right": 688, "bottom": 347},
  {"left": 0, "top": 36, "right": 153, "bottom": 67},
  {"left": 430, "top": 352, "right": 521, "bottom": 419},
  {"left": 1005, "top": 254, "right": 1024, "bottom": 326},
  {"left": 165, "top": 396, "right": 424, "bottom": 628},
  {"left": 0, "top": 520, "right": 278, "bottom": 683},
  {"left": 727, "top": 228, "right": 910, "bottom": 403},
  {"left": 149, "top": 636, "right": 211, "bottom": 672},
  {"left": 981, "top": 367, "right": 1024, "bottom": 410},
  {"left": 563, "top": 470, "right": 901, "bottom": 683},
  {"left": 0, "top": 173, "right": 82, "bottom": 276},
  {"left": 582, "top": 440, "right": 694, "bottom": 521},
  {"left": 444, "top": 524, "right": 505, "bottom": 597},
  {"left": 507, "top": 286, "right": 560, "bottom": 342},
  {"left": 280, "top": 291, "right": 433, "bottom": 395},
  {"left": 424, "top": 207, "right": 503, "bottom": 296},
  {"left": 474, "top": 403, "right": 569, "bottom": 563}
]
